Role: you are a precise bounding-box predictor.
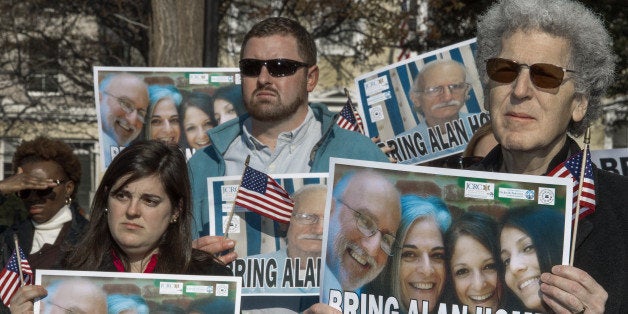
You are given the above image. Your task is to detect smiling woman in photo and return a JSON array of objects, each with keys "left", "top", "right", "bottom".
[
  {"left": 145, "top": 85, "right": 183, "bottom": 144},
  {"left": 446, "top": 212, "right": 504, "bottom": 314},
  {"left": 499, "top": 206, "right": 563, "bottom": 312}
]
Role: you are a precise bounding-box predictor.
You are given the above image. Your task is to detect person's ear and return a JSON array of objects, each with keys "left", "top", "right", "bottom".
[
  {"left": 571, "top": 94, "right": 588, "bottom": 122},
  {"left": 171, "top": 200, "right": 182, "bottom": 223},
  {"left": 410, "top": 93, "right": 421, "bottom": 112},
  {"left": 170, "top": 210, "right": 181, "bottom": 223},
  {"left": 306, "top": 65, "right": 319, "bottom": 92},
  {"left": 65, "top": 181, "right": 75, "bottom": 198}
]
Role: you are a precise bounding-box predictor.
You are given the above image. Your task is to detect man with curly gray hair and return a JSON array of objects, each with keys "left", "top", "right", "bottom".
[{"left": 471, "top": 0, "right": 628, "bottom": 313}]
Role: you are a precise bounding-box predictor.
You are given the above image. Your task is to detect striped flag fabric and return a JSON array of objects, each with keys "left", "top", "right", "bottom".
[
  {"left": 0, "top": 247, "right": 34, "bottom": 306},
  {"left": 548, "top": 150, "right": 596, "bottom": 220},
  {"left": 336, "top": 100, "right": 364, "bottom": 133},
  {"left": 235, "top": 166, "right": 294, "bottom": 223}
]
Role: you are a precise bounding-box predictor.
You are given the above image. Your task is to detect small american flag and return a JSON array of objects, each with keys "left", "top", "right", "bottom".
[
  {"left": 235, "top": 166, "right": 294, "bottom": 223},
  {"left": 548, "top": 150, "right": 596, "bottom": 220},
  {"left": 336, "top": 100, "right": 364, "bottom": 133},
  {"left": 0, "top": 247, "right": 33, "bottom": 306}
]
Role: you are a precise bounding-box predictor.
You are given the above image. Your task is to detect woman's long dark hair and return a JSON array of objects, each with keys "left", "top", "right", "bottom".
[
  {"left": 65, "top": 140, "right": 216, "bottom": 273},
  {"left": 500, "top": 205, "right": 564, "bottom": 274}
]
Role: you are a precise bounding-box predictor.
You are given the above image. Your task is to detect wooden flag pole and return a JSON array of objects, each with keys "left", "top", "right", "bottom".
[
  {"left": 13, "top": 234, "right": 24, "bottom": 286},
  {"left": 344, "top": 88, "right": 365, "bottom": 134},
  {"left": 224, "top": 155, "right": 250, "bottom": 238},
  {"left": 570, "top": 128, "right": 591, "bottom": 266}
]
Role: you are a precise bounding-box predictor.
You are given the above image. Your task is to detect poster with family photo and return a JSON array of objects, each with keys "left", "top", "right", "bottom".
[
  {"left": 320, "top": 158, "right": 572, "bottom": 314},
  {"left": 206, "top": 173, "right": 327, "bottom": 296},
  {"left": 354, "top": 39, "right": 490, "bottom": 165},
  {"left": 34, "top": 269, "right": 241, "bottom": 313},
  {"left": 93, "top": 66, "right": 242, "bottom": 170}
]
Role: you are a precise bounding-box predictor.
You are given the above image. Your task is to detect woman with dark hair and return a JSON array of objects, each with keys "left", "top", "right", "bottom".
[
  {"left": 499, "top": 206, "right": 564, "bottom": 312},
  {"left": 0, "top": 136, "right": 87, "bottom": 271},
  {"left": 8, "top": 141, "right": 231, "bottom": 313},
  {"left": 180, "top": 92, "right": 216, "bottom": 150},
  {"left": 212, "top": 85, "right": 245, "bottom": 125},
  {"left": 445, "top": 212, "right": 505, "bottom": 313}
]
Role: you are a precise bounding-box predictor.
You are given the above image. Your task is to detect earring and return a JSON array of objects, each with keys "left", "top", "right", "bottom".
[
  {"left": 104, "top": 208, "right": 109, "bottom": 214},
  {"left": 65, "top": 196, "right": 72, "bottom": 205},
  {"left": 170, "top": 216, "right": 178, "bottom": 223}
]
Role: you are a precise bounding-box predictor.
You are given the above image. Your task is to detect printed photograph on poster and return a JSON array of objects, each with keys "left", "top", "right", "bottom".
[
  {"left": 34, "top": 269, "right": 241, "bottom": 314},
  {"left": 206, "top": 173, "right": 327, "bottom": 296},
  {"left": 320, "top": 158, "right": 573, "bottom": 314},
  {"left": 93, "top": 66, "right": 242, "bottom": 170},
  {"left": 354, "top": 39, "right": 490, "bottom": 165}
]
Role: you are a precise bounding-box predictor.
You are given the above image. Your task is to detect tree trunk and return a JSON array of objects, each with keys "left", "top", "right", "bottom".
[{"left": 149, "top": 0, "right": 205, "bottom": 67}]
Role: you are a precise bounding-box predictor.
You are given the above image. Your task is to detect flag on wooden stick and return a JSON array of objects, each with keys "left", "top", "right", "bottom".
[
  {"left": 336, "top": 100, "right": 364, "bottom": 133},
  {"left": 0, "top": 247, "right": 33, "bottom": 306},
  {"left": 235, "top": 166, "right": 294, "bottom": 223},
  {"left": 548, "top": 149, "right": 596, "bottom": 220}
]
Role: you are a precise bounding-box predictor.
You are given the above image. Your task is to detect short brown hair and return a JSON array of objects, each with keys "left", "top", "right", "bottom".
[{"left": 240, "top": 17, "right": 317, "bottom": 65}]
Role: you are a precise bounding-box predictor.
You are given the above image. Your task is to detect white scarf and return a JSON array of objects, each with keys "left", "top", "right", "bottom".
[{"left": 31, "top": 205, "right": 72, "bottom": 254}]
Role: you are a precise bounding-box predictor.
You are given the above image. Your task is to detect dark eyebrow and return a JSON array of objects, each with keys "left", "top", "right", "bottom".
[{"left": 402, "top": 244, "right": 445, "bottom": 252}]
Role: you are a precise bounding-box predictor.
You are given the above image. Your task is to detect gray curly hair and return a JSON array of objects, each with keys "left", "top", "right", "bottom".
[{"left": 476, "top": 0, "right": 616, "bottom": 136}]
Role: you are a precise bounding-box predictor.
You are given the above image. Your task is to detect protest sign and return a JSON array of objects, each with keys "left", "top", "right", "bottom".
[
  {"left": 207, "top": 173, "right": 327, "bottom": 296},
  {"left": 93, "top": 66, "right": 240, "bottom": 170},
  {"left": 590, "top": 148, "right": 628, "bottom": 176},
  {"left": 35, "top": 270, "right": 241, "bottom": 313},
  {"left": 354, "top": 39, "right": 489, "bottom": 165},
  {"left": 321, "top": 158, "right": 572, "bottom": 314}
]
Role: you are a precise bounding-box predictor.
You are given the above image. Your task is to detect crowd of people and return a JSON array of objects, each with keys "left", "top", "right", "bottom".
[{"left": 0, "top": 0, "right": 626, "bottom": 313}]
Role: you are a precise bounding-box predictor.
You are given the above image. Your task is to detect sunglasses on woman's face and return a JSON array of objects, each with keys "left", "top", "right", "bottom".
[
  {"left": 486, "top": 57, "right": 576, "bottom": 89},
  {"left": 18, "top": 179, "right": 66, "bottom": 200},
  {"left": 239, "top": 58, "right": 310, "bottom": 77}
]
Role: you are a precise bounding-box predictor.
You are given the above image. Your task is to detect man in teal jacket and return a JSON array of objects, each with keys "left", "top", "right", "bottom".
[
  {"left": 187, "top": 17, "right": 387, "bottom": 259},
  {"left": 188, "top": 17, "right": 388, "bottom": 313}
]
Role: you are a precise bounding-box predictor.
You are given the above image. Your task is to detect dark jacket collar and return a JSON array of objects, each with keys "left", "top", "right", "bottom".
[{"left": 475, "top": 136, "right": 582, "bottom": 174}]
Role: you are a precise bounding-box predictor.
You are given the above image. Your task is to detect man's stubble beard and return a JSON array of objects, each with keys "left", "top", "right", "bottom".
[{"left": 245, "top": 87, "right": 305, "bottom": 122}]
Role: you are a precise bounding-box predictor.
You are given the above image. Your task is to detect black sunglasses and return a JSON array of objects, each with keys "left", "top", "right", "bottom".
[
  {"left": 18, "top": 179, "right": 66, "bottom": 200},
  {"left": 239, "top": 58, "right": 310, "bottom": 77},
  {"left": 486, "top": 57, "right": 576, "bottom": 89}
]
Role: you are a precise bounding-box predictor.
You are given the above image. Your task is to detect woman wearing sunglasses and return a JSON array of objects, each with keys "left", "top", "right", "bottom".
[
  {"left": 472, "top": 0, "right": 626, "bottom": 313},
  {"left": 0, "top": 136, "right": 88, "bottom": 275}
]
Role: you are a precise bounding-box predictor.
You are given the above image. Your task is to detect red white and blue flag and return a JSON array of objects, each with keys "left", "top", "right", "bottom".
[
  {"left": 336, "top": 100, "right": 364, "bottom": 133},
  {"left": 235, "top": 166, "right": 294, "bottom": 223},
  {"left": 548, "top": 150, "right": 596, "bottom": 220},
  {"left": 0, "top": 247, "right": 33, "bottom": 306}
]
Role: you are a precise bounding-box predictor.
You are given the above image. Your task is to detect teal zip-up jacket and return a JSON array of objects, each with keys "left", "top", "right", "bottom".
[{"left": 187, "top": 103, "right": 389, "bottom": 237}]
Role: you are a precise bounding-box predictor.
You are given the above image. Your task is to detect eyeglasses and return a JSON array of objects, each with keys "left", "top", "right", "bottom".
[
  {"left": 103, "top": 91, "right": 147, "bottom": 124},
  {"left": 239, "top": 58, "right": 310, "bottom": 77},
  {"left": 486, "top": 58, "right": 576, "bottom": 89},
  {"left": 335, "top": 198, "right": 396, "bottom": 256},
  {"left": 18, "top": 179, "right": 66, "bottom": 200},
  {"left": 416, "top": 82, "right": 470, "bottom": 97},
  {"left": 292, "top": 212, "right": 321, "bottom": 225}
]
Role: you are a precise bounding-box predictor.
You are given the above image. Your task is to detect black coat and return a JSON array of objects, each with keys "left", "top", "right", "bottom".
[
  {"left": 0, "top": 205, "right": 88, "bottom": 314},
  {"left": 470, "top": 138, "right": 628, "bottom": 313},
  {"left": 93, "top": 249, "right": 233, "bottom": 276},
  {"left": 0, "top": 204, "right": 88, "bottom": 271}
]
